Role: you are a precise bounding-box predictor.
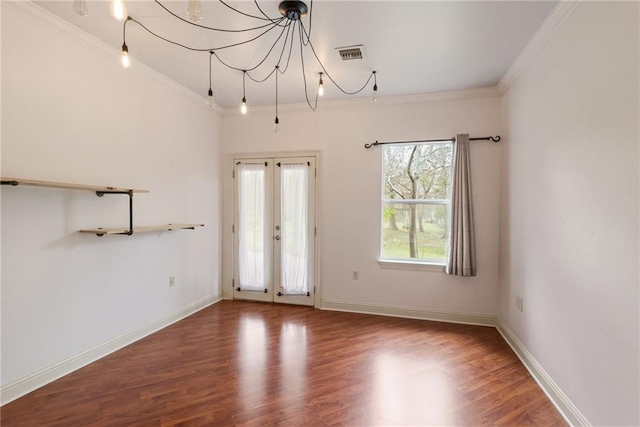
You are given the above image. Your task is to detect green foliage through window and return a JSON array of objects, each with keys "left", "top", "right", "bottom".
[{"left": 382, "top": 142, "right": 453, "bottom": 263}]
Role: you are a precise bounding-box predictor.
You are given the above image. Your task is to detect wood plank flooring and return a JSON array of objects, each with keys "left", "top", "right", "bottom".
[{"left": 1, "top": 301, "right": 566, "bottom": 426}]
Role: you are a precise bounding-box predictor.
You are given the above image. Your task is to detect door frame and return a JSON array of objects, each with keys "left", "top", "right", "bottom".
[{"left": 224, "top": 150, "right": 322, "bottom": 308}]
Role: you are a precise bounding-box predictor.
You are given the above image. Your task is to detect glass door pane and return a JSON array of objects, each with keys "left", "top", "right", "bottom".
[
  {"left": 234, "top": 160, "right": 272, "bottom": 302},
  {"left": 281, "top": 163, "right": 308, "bottom": 294},
  {"left": 274, "top": 158, "right": 315, "bottom": 306}
]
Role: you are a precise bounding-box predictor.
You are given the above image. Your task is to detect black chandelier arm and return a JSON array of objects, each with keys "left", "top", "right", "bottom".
[
  {"left": 253, "top": 0, "right": 285, "bottom": 24},
  {"left": 218, "top": 0, "right": 275, "bottom": 22},
  {"left": 153, "top": 0, "right": 285, "bottom": 33},
  {"left": 276, "top": 20, "right": 296, "bottom": 74},
  {"left": 128, "top": 17, "right": 283, "bottom": 52},
  {"left": 300, "top": 21, "right": 375, "bottom": 95},
  {"left": 210, "top": 19, "right": 292, "bottom": 77},
  {"left": 301, "top": 0, "right": 313, "bottom": 46},
  {"left": 298, "top": 23, "right": 317, "bottom": 111}
]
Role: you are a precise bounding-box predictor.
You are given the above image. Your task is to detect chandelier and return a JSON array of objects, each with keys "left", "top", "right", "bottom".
[{"left": 75, "top": 0, "right": 379, "bottom": 134}]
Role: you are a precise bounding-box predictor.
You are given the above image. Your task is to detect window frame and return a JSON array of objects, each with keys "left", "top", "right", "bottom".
[{"left": 379, "top": 140, "right": 453, "bottom": 267}]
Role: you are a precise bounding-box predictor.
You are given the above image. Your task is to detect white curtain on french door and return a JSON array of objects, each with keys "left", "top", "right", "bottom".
[
  {"left": 237, "top": 163, "right": 266, "bottom": 291},
  {"left": 280, "top": 164, "right": 308, "bottom": 295}
]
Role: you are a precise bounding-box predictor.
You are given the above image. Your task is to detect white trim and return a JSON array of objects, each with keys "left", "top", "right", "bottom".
[
  {"left": 1, "top": 1, "right": 222, "bottom": 113},
  {"left": 226, "top": 150, "right": 323, "bottom": 309},
  {"left": 0, "top": 295, "right": 222, "bottom": 406},
  {"left": 496, "top": 319, "right": 591, "bottom": 427},
  {"left": 377, "top": 259, "right": 445, "bottom": 272},
  {"left": 320, "top": 299, "right": 497, "bottom": 327},
  {"left": 498, "top": 1, "right": 581, "bottom": 95},
  {"left": 221, "top": 86, "right": 501, "bottom": 117}
]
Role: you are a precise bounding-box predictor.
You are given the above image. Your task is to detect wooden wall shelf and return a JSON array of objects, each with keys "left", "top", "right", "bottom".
[
  {"left": 2, "top": 177, "right": 203, "bottom": 237},
  {"left": 1, "top": 177, "right": 148, "bottom": 194}
]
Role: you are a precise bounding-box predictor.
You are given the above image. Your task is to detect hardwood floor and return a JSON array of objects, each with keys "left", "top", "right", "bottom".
[{"left": 1, "top": 301, "right": 566, "bottom": 426}]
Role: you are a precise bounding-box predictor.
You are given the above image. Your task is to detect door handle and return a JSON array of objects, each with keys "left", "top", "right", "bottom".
[{"left": 275, "top": 235, "right": 280, "bottom": 240}]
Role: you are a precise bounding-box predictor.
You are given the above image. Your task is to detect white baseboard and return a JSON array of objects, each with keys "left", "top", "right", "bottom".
[
  {"left": 320, "top": 299, "right": 497, "bottom": 327},
  {"left": 1, "top": 294, "right": 221, "bottom": 406},
  {"left": 496, "top": 319, "right": 591, "bottom": 426}
]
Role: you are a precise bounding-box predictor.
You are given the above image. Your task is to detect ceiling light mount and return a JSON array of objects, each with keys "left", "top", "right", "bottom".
[{"left": 279, "top": 1, "right": 308, "bottom": 21}]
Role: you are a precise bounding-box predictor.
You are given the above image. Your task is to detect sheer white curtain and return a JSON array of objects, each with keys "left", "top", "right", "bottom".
[
  {"left": 446, "top": 134, "right": 477, "bottom": 276},
  {"left": 281, "top": 164, "right": 308, "bottom": 295},
  {"left": 238, "top": 163, "right": 267, "bottom": 291}
]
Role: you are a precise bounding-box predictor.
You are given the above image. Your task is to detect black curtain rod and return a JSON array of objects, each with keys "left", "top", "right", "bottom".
[{"left": 364, "top": 135, "right": 501, "bottom": 149}]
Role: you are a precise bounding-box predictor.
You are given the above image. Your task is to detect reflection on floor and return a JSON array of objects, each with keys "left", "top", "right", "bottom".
[{"left": 1, "top": 300, "right": 566, "bottom": 426}]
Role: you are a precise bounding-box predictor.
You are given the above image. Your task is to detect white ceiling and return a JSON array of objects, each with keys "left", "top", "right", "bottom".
[{"left": 34, "top": 1, "right": 557, "bottom": 108}]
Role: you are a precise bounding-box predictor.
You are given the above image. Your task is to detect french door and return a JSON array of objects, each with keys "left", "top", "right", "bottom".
[{"left": 233, "top": 156, "right": 316, "bottom": 306}]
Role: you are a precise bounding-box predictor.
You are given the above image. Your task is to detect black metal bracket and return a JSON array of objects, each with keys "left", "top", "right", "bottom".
[
  {"left": 1, "top": 180, "right": 19, "bottom": 186},
  {"left": 236, "top": 287, "right": 241, "bottom": 292},
  {"left": 276, "top": 291, "right": 311, "bottom": 297},
  {"left": 95, "top": 190, "right": 134, "bottom": 235}
]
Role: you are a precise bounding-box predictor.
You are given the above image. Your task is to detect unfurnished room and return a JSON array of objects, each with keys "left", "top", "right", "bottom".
[{"left": 1, "top": 0, "right": 638, "bottom": 425}]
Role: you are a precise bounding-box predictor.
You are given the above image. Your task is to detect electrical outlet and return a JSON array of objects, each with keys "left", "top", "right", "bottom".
[
  {"left": 515, "top": 296, "right": 524, "bottom": 312},
  {"left": 169, "top": 276, "right": 176, "bottom": 287},
  {"left": 352, "top": 270, "right": 359, "bottom": 280}
]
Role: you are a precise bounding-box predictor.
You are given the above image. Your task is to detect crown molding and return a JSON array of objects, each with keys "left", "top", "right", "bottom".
[
  {"left": 2, "top": 1, "right": 223, "bottom": 114},
  {"left": 497, "top": 0, "right": 581, "bottom": 95},
  {"left": 221, "top": 86, "right": 501, "bottom": 117}
]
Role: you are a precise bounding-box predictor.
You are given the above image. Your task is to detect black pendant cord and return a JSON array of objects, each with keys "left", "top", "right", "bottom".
[
  {"left": 275, "top": 66, "right": 279, "bottom": 118},
  {"left": 301, "top": 0, "right": 313, "bottom": 46},
  {"left": 127, "top": 16, "right": 285, "bottom": 52},
  {"left": 219, "top": 0, "right": 273, "bottom": 22},
  {"left": 300, "top": 21, "right": 375, "bottom": 96},
  {"left": 253, "top": 0, "right": 288, "bottom": 25},
  {"left": 154, "top": 0, "right": 283, "bottom": 32},
  {"left": 123, "top": 17, "right": 129, "bottom": 44},
  {"left": 211, "top": 19, "right": 292, "bottom": 75},
  {"left": 211, "top": 19, "right": 295, "bottom": 85},
  {"left": 242, "top": 70, "right": 247, "bottom": 101},
  {"left": 298, "top": 23, "right": 317, "bottom": 111},
  {"left": 122, "top": 1, "right": 377, "bottom": 114},
  {"left": 364, "top": 136, "right": 502, "bottom": 149},
  {"left": 208, "top": 52, "right": 213, "bottom": 92}
]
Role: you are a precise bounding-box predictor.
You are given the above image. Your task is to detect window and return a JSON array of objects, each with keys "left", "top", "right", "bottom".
[{"left": 381, "top": 142, "right": 453, "bottom": 264}]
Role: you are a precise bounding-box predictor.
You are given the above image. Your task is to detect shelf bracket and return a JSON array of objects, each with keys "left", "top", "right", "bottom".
[
  {"left": 95, "top": 190, "right": 134, "bottom": 235},
  {"left": 1, "top": 180, "right": 19, "bottom": 186}
]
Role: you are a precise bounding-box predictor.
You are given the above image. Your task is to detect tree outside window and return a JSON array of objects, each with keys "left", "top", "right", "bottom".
[{"left": 381, "top": 142, "right": 453, "bottom": 263}]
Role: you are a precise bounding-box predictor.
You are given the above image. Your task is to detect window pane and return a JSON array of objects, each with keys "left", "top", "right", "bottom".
[
  {"left": 383, "top": 143, "right": 453, "bottom": 201},
  {"left": 382, "top": 203, "right": 450, "bottom": 263}
]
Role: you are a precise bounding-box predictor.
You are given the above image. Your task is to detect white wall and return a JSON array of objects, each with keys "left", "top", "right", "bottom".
[
  {"left": 222, "top": 93, "right": 502, "bottom": 316},
  {"left": 1, "top": 3, "right": 222, "bottom": 388},
  {"left": 500, "top": 2, "right": 639, "bottom": 425}
]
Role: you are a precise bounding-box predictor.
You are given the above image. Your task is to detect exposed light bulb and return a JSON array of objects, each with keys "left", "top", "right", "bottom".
[
  {"left": 73, "top": 0, "right": 88, "bottom": 17},
  {"left": 207, "top": 88, "right": 215, "bottom": 108},
  {"left": 318, "top": 74, "right": 324, "bottom": 97},
  {"left": 240, "top": 97, "right": 248, "bottom": 115},
  {"left": 372, "top": 83, "right": 378, "bottom": 102},
  {"left": 110, "top": 0, "right": 128, "bottom": 22},
  {"left": 273, "top": 117, "right": 280, "bottom": 135},
  {"left": 121, "top": 44, "right": 130, "bottom": 68},
  {"left": 187, "top": 0, "right": 204, "bottom": 23}
]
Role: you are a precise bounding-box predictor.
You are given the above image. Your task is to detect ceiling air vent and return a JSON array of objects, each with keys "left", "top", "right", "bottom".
[{"left": 336, "top": 45, "right": 363, "bottom": 61}]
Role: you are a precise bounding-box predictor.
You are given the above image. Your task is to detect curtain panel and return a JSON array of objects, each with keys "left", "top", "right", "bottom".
[{"left": 446, "top": 134, "right": 477, "bottom": 277}]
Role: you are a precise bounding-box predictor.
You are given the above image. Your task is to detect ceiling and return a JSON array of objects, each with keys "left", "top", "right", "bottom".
[{"left": 34, "top": 1, "right": 557, "bottom": 109}]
